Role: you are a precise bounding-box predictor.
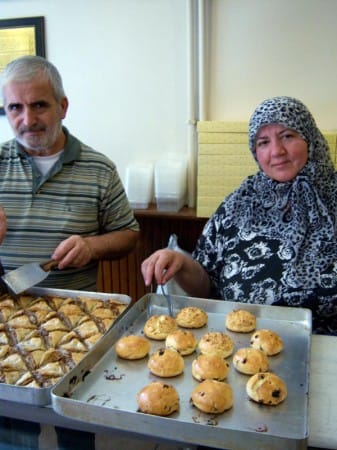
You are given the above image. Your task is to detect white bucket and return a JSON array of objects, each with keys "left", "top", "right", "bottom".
[
  {"left": 154, "top": 155, "right": 187, "bottom": 212},
  {"left": 125, "top": 164, "right": 154, "bottom": 209}
]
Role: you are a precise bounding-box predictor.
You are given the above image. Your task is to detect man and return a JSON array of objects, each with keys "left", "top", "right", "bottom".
[{"left": 0, "top": 55, "right": 139, "bottom": 448}]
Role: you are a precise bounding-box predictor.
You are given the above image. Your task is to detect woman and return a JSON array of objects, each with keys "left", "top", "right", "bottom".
[{"left": 142, "top": 96, "right": 337, "bottom": 334}]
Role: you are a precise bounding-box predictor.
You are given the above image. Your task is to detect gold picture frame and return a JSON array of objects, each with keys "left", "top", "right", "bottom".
[{"left": 0, "top": 16, "right": 45, "bottom": 114}]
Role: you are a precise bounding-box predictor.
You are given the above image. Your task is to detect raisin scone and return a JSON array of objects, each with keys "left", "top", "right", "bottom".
[
  {"left": 148, "top": 347, "right": 184, "bottom": 377},
  {"left": 246, "top": 372, "right": 287, "bottom": 405},
  {"left": 232, "top": 347, "right": 269, "bottom": 375},
  {"left": 137, "top": 381, "right": 179, "bottom": 416},
  {"left": 192, "top": 354, "right": 230, "bottom": 381},
  {"left": 250, "top": 329, "right": 284, "bottom": 356},
  {"left": 191, "top": 379, "right": 233, "bottom": 414},
  {"left": 165, "top": 329, "right": 198, "bottom": 356}
]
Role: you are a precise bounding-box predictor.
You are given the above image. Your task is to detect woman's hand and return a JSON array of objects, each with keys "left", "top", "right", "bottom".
[
  {"left": 142, "top": 248, "right": 211, "bottom": 298},
  {"left": 141, "top": 249, "right": 185, "bottom": 286},
  {"left": 142, "top": 248, "right": 212, "bottom": 298}
]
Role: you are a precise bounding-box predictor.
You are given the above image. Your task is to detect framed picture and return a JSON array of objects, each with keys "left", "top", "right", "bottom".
[{"left": 0, "top": 16, "right": 45, "bottom": 115}]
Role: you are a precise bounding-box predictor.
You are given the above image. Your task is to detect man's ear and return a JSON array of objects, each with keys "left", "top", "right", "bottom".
[{"left": 60, "top": 96, "right": 69, "bottom": 119}]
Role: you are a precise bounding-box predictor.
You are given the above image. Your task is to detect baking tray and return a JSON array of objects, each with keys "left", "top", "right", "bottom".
[
  {"left": 0, "top": 287, "right": 131, "bottom": 406},
  {"left": 52, "top": 294, "right": 311, "bottom": 450}
]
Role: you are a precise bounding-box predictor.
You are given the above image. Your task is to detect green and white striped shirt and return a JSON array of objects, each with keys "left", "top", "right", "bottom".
[{"left": 0, "top": 127, "right": 139, "bottom": 291}]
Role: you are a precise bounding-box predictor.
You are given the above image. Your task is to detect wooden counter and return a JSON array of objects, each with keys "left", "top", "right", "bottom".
[{"left": 97, "top": 205, "right": 208, "bottom": 302}]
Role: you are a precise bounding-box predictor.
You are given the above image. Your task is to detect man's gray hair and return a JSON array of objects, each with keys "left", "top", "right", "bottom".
[{"left": 1, "top": 55, "right": 66, "bottom": 102}]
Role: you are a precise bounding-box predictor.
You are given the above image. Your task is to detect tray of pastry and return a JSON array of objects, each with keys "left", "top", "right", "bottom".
[
  {"left": 0, "top": 286, "right": 131, "bottom": 405},
  {"left": 51, "top": 293, "right": 311, "bottom": 450}
]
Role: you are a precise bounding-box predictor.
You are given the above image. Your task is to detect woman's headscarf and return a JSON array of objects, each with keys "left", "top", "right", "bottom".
[{"left": 226, "top": 96, "right": 337, "bottom": 289}]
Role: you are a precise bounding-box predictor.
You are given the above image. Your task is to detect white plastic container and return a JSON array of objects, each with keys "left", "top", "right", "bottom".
[
  {"left": 125, "top": 164, "right": 153, "bottom": 209},
  {"left": 154, "top": 155, "right": 187, "bottom": 212}
]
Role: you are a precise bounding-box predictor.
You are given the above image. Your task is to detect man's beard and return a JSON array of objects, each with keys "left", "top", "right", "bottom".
[{"left": 16, "top": 124, "right": 62, "bottom": 153}]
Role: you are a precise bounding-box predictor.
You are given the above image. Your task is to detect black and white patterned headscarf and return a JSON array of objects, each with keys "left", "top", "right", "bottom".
[{"left": 226, "top": 96, "right": 337, "bottom": 288}]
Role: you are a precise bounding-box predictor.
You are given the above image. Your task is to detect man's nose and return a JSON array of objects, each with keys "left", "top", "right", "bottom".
[{"left": 22, "top": 107, "right": 36, "bottom": 126}]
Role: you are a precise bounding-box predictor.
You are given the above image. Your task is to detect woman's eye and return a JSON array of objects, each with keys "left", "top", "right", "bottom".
[
  {"left": 281, "top": 131, "right": 297, "bottom": 141},
  {"left": 256, "top": 140, "right": 268, "bottom": 148}
]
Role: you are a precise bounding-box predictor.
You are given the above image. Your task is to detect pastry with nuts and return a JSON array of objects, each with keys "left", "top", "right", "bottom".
[
  {"left": 225, "top": 309, "right": 256, "bottom": 333},
  {"left": 143, "top": 314, "right": 178, "bottom": 340},
  {"left": 175, "top": 306, "right": 208, "bottom": 329},
  {"left": 198, "top": 331, "right": 234, "bottom": 358}
]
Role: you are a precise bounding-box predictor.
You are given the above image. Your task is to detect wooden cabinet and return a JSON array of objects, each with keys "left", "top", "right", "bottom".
[{"left": 97, "top": 205, "right": 207, "bottom": 302}]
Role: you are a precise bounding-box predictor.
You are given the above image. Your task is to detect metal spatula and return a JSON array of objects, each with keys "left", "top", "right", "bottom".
[{"left": 1, "top": 259, "right": 59, "bottom": 295}]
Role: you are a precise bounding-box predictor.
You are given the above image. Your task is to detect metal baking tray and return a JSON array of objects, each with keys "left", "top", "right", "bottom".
[
  {"left": 0, "top": 287, "right": 131, "bottom": 406},
  {"left": 52, "top": 294, "right": 311, "bottom": 450}
]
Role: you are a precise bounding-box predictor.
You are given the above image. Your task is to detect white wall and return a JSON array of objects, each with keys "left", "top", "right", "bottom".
[
  {"left": 208, "top": 0, "right": 337, "bottom": 129},
  {"left": 1, "top": 0, "right": 337, "bottom": 192},
  {"left": 0, "top": 0, "right": 188, "bottom": 185}
]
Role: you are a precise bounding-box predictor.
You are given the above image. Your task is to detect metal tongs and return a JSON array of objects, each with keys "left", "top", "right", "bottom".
[{"left": 147, "top": 283, "right": 174, "bottom": 318}]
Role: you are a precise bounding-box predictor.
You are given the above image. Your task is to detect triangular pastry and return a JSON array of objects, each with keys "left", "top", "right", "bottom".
[{"left": 0, "top": 292, "right": 127, "bottom": 388}]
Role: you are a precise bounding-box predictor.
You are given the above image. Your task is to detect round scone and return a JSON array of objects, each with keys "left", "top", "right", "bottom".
[
  {"left": 148, "top": 347, "right": 184, "bottom": 377},
  {"left": 191, "top": 379, "right": 233, "bottom": 414},
  {"left": 250, "top": 329, "right": 284, "bottom": 356},
  {"left": 144, "top": 314, "right": 178, "bottom": 340},
  {"left": 165, "top": 329, "right": 198, "bottom": 356},
  {"left": 225, "top": 309, "right": 256, "bottom": 333},
  {"left": 198, "top": 332, "right": 234, "bottom": 358},
  {"left": 232, "top": 347, "right": 269, "bottom": 375},
  {"left": 137, "top": 381, "right": 179, "bottom": 416},
  {"left": 246, "top": 372, "right": 287, "bottom": 406},
  {"left": 115, "top": 335, "right": 150, "bottom": 360},
  {"left": 175, "top": 306, "right": 208, "bottom": 329},
  {"left": 192, "top": 354, "right": 230, "bottom": 381}
]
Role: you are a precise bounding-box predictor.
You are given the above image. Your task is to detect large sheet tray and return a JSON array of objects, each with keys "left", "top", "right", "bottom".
[
  {"left": 0, "top": 287, "right": 131, "bottom": 406},
  {"left": 52, "top": 294, "right": 311, "bottom": 450}
]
